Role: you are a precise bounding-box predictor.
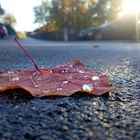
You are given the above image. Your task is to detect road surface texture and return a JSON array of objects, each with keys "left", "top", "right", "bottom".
[{"left": 0, "top": 38, "right": 140, "bottom": 140}]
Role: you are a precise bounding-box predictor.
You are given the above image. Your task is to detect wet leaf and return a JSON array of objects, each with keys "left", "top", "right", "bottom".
[{"left": 0, "top": 60, "right": 115, "bottom": 97}]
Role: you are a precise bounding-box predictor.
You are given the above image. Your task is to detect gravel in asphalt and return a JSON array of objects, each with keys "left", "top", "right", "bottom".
[{"left": 0, "top": 39, "right": 140, "bottom": 140}]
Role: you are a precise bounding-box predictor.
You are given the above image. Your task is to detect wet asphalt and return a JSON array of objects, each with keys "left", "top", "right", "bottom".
[{"left": 0, "top": 38, "right": 140, "bottom": 140}]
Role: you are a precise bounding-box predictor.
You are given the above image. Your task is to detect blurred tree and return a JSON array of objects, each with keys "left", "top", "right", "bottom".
[
  {"left": 34, "top": 0, "right": 50, "bottom": 25},
  {"left": 34, "top": 0, "right": 96, "bottom": 29},
  {"left": 34, "top": 0, "right": 122, "bottom": 28},
  {"left": 34, "top": 0, "right": 122, "bottom": 40},
  {"left": 2, "top": 14, "right": 16, "bottom": 27},
  {"left": 0, "top": 4, "right": 5, "bottom": 15},
  {"left": 103, "top": 0, "right": 123, "bottom": 21},
  {"left": 49, "top": 0, "right": 95, "bottom": 29},
  {"left": 88, "top": 0, "right": 123, "bottom": 26}
]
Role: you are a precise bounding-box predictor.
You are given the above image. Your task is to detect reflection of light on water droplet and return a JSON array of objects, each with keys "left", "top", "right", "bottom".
[
  {"left": 92, "top": 76, "right": 99, "bottom": 81},
  {"left": 57, "top": 88, "right": 63, "bottom": 91},
  {"left": 82, "top": 84, "right": 93, "bottom": 92},
  {"left": 63, "top": 81, "right": 68, "bottom": 84},
  {"left": 34, "top": 84, "right": 39, "bottom": 88},
  {"left": 30, "top": 77, "right": 39, "bottom": 88},
  {"left": 10, "top": 75, "right": 19, "bottom": 82},
  {"left": 36, "top": 75, "right": 42, "bottom": 80},
  {"left": 79, "top": 70, "right": 84, "bottom": 74},
  {"left": 42, "top": 90, "right": 49, "bottom": 94},
  {"left": 2, "top": 73, "right": 8, "bottom": 76},
  {"left": 62, "top": 70, "right": 65, "bottom": 73},
  {"left": 49, "top": 70, "right": 53, "bottom": 73},
  {"left": 65, "top": 68, "right": 68, "bottom": 73},
  {"left": 32, "top": 72, "right": 36, "bottom": 76},
  {"left": 8, "top": 71, "right": 14, "bottom": 74}
]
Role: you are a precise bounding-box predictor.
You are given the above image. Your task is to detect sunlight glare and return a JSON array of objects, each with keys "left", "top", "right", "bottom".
[
  {"left": 0, "top": 0, "right": 42, "bottom": 31},
  {"left": 122, "top": 0, "right": 140, "bottom": 14}
]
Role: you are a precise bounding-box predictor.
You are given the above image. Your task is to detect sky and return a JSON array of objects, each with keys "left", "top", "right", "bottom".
[
  {"left": 1, "top": 0, "right": 140, "bottom": 32},
  {"left": 0, "top": 0, "right": 42, "bottom": 32}
]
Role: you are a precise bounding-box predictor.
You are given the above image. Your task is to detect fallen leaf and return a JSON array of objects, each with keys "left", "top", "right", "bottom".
[{"left": 0, "top": 60, "right": 115, "bottom": 97}]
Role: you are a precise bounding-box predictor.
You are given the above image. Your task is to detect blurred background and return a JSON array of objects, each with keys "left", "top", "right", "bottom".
[{"left": 0, "top": 0, "right": 140, "bottom": 41}]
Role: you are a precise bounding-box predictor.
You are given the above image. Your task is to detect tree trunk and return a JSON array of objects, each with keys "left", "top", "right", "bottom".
[{"left": 64, "top": 27, "right": 68, "bottom": 41}]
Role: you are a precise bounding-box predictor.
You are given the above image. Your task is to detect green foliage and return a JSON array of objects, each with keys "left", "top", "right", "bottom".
[
  {"left": 50, "top": 0, "right": 95, "bottom": 29},
  {"left": 34, "top": 0, "right": 122, "bottom": 29},
  {"left": 2, "top": 14, "right": 16, "bottom": 27},
  {"left": 34, "top": 0, "right": 50, "bottom": 25}
]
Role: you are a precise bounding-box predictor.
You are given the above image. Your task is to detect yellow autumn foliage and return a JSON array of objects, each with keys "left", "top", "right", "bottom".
[
  {"left": 39, "top": 22, "right": 59, "bottom": 32},
  {"left": 17, "top": 32, "right": 27, "bottom": 39}
]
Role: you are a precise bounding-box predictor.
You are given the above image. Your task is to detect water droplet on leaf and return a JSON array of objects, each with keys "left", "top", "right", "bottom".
[
  {"left": 82, "top": 84, "right": 93, "bottom": 92},
  {"left": 8, "top": 71, "right": 14, "bottom": 74},
  {"left": 92, "top": 76, "right": 99, "bottom": 81},
  {"left": 10, "top": 75, "right": 19, "bottom": 82},
  {"left": 63, "top": 81, "right": 68, "bottom": 84},
  {"left": 36, "top": 75, "right": 42, "bottom": 81},
  {"left": 30, "top": 76, "right": 39, "bottom": 88},
  {"left": 57, "top": 88, "right": 63, "bottom": 91},
  {"left": 42, "top": 90, "right": 49, "bottom": 94},
  {"left": 79, "top": 70, "right": 84, "bottom": 74},
  {"left": 34, "top": 84, "right": 39, "bottom": 88},
  {"left": 62, "top": 70, "right": 65, "bottom": 73},
  {"left": 49, "top": 70, "right": 53, "bottom": 74}
]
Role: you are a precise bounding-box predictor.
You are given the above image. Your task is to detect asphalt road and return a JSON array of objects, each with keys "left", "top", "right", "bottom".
[{"left": 0, "top": 38, "right": 140, "bottom": 140}]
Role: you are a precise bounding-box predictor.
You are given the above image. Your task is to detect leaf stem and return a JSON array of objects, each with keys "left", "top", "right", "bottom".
[{"left": 14, "top": 37, "right": 41, "bottom": 73}]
